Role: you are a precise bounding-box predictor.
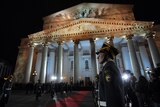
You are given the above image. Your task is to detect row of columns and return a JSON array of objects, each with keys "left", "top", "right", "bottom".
[
  {"left": 24, "top": 32, "right": 160, "bottom": 83},
  {"left": 126, "top": 33, "right": 160, "bottom": 79},
  {"left": 24, "top": 39, "right": 98, "bottom": 83}
]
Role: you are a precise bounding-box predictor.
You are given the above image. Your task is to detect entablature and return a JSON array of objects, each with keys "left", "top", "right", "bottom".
[{"left": 28, "top": 18, "right": 154, "bottom": 44}]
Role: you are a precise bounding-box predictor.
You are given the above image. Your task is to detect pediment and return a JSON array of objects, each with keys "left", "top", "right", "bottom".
[
  {"left": 43, "top": 3, "right": 135, "bottom": 29},
  {"left": 29, "top": 18, "right": 153, "bottom": 44}
]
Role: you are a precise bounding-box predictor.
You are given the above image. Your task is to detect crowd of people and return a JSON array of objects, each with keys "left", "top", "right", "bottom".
[
  {"left": 25, "top": 80, "right": 74, "bottom": 100},
  {"left": 0, "top": 42, "right": 160, "bottom": 107},
  {"left": 94, "top": 42, "right": 160, "bottom": 107}
]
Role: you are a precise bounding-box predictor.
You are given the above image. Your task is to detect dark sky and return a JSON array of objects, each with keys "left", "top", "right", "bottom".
[{"left": 0, "top": 0, "right": 159, "bottom": 67}]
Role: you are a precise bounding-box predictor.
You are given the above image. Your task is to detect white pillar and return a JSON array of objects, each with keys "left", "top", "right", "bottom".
[
  {"left": 35, "top": 49, "right": 42, "bottom": 83},
  {"left": 90, "top": 39, "right": 97, "bottom": 81},
  {"left": 24, "top": 44, "right": 35, "bottom": 83},
  {"left": 57, "top": 42, "right": 63, "bottom": 82},
  {"left": 74, "top": 40, "right": 79, "bottom": 83},
  {"left": 119, "top": 45, "right": 125, "bottom": 72},
  {"left": 47, "top": 50, "right": 56, "bottom": 82},
  {"left": 146, "top": 32, "right": 160, "bottom": 68},
  {"left": 138, "top": 45, "right": 151, "bottom": 78},
  {"left": 39, "top": 43, "right": 48, "bottom": 83},
  {"left": 127, "top": 35, "right": 141, "bottom": 79},
  {"left": 54, "top": 49, "right": 58, "bottom": 79}
]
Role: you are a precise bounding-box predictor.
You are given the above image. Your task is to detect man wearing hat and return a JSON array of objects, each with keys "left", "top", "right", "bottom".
[{"left": 96, "top": 42, "right": 125, "bottom": 107}]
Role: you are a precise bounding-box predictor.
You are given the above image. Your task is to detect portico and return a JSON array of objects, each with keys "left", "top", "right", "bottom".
[{"left": 13, "top": 3, "right": 160, "bottom": 84}]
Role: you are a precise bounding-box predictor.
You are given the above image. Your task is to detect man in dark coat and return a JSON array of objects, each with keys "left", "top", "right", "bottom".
[
  {"left": 96, "top": 42, "right": 125, "bottom": 107},
  {"left": 0, "top": 75, "right": 13, "bottom": 107}
]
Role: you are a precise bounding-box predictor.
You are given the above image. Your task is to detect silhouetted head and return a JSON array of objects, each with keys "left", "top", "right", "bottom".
[{"left": 96, "top": 42, "right": 119, "bottom": 59}]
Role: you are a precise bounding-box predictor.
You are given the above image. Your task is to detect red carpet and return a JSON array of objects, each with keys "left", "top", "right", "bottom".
[{"left": 48, "top": 91, "right": 90, "bottom": 107}]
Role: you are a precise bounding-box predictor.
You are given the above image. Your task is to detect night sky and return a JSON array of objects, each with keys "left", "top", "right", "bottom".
[{"left": 0, "top": 0, "right": 159, "bottom": 67}]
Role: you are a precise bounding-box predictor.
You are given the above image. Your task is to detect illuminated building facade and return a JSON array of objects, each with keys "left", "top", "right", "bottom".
[{"left": 13, "top": 3, "right": 160, "bottom": 84}]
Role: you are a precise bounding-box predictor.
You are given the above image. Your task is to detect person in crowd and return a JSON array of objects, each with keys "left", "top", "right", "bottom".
[
  {"left": 135, "top": 75, "right": 149, "bottom": 107},
  {"left": 123, "top": 71, "right": 139, "bottom": 107},
  {"left": 130, "top": 73, "right": 137, "bottom": 91},
  {"left": 25, "top": 81, "right": 34, "bottom": 94},
  {"left": 35, "top": 79, "right": 42, "bottom": 100},
  {"left": 96, "top": 42, "right": 125, "bottom": 107},
  {"left": 0, "top": 75, "right": 13, "bottom": 107},
  {"left": 149, "top": 69, "right": 160, "bottom": 107},
  {"left": 50, "top": 82, "right": 55, "bottom": 98}
]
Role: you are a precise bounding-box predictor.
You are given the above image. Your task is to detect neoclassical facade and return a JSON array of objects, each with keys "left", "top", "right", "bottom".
[{"left": 13, "top": 3, "right": 160, "bottom": 84}]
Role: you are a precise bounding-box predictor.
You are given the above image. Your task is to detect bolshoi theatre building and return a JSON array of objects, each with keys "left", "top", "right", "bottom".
[{"left": 13, "top": 3, "right": 160, "bottom": 84}]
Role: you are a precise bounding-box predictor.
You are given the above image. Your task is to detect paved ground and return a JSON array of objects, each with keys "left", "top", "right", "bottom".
[{"left": 5, "top": 90, "right": 95, "bottom": 107}]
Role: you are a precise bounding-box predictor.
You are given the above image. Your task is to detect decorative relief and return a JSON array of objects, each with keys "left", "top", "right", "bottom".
[
  {"left": 47, "top": 4, "right": 134, "bottom": 21},
  {"left": 74, "top": 7, "right": 99, "bottom": 19}
]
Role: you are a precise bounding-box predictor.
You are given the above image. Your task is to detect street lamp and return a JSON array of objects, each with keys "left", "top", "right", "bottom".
[
  {"left": 122, "top": 73, "right": 130, "bottom": 81},
  {"left": 60, "top": 76, "right": 64, "bottom": 81},
  {"left": 32, "top": 70, "right": 37, "bottom": 84},
  {"left": 51, "top": 76, "right": 57, "bottom": 82}
]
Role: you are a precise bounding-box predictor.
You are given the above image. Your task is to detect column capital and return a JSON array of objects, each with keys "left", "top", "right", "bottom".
[
  {"left": 145, "top": 31, "right": 156, "bottom": 39},
  {"left": 73, "top": 40, "right": 79, "bottom": 44},
  {"left": 28, "top": 43, "right": 35, "bottom": 47},
  {"left": 57, "top": 41, "right": 64, "bottom": 45},
  {"left": 126, "top": 34, "right": 134, "bottom": 40},
  {"left": 42, "top": 42, "right": 50, "bottom": 47}
]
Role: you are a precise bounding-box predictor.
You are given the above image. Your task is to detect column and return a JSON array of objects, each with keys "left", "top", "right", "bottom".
[
  {"left": 126, "top": 35, "right": 141, "bottom": 79},
  {"left": 54, "top": 49, "right": 58, "bottom": 80},
  {"left": 90, "top": 39, "right": 97, "bottom": 81},
  {"left": 39, "top": 43, "right": 48, "bottom": 83},
  {"left": 119, "top": 45, "right": 125, "bottom": 73},
  {"left": 57, "top": 42, "right": 63, "bottom": 82},
  {"left": 146, "top": 32, "right": 160, "bottom": 68},
  {"left": 138, "top": 45, "right": 150, "bottom": 78},
  {"left": 73, "top": 40, "right": 79, "bottom": 83},
  {"left": 24, "top": 43, "right": 35, "bottom": 83},
  {"left": 47, "top": 50, "right": 56, "bottom": 82},
  {"left": 35, "top": 49, "right": 42, "bottom": 82}
]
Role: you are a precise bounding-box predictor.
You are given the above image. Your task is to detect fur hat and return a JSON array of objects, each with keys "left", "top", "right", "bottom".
[{"left": 96, "top": 42, "right": 119, "bottom": 59}]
